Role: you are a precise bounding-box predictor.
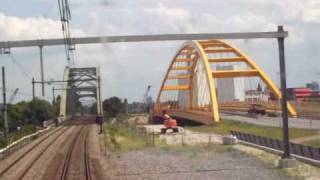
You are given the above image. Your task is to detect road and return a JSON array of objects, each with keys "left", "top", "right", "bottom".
[{"left": 221, "top": 112, "right": 320, "bottom": 130}]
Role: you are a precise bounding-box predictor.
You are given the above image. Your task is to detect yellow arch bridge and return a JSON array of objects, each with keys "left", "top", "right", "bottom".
[{"left": 154, "top": 40, "right": 297, "bottom": 124}]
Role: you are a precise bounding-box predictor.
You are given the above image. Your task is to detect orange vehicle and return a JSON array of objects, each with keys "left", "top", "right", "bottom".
[{"left": 160, "top": 110, "right": 179, "bottom": 134}]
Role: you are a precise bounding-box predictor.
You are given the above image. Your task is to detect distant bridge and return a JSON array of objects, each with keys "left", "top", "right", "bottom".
[{"left": 59, "top": 67, "right": 103, "bottom": 120}]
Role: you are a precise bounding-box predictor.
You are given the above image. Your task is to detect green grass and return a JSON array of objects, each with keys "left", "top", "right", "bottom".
[
  {"left": 304, "top": 139, "right": 320, "bottom": 148},
  {"left": 0, "top": 125, "right": 36, "bottom": 148},
  {"left": 187, "top": 119, "right": 319, "bottom": 140},
  {"left": 293, "top": 101, "right": 320, "bottom": 113},
  {"left": 104, "top": 123, "right": 148, "bottom": 151}
]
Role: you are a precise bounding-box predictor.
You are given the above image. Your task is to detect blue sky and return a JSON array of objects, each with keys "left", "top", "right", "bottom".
[{"left": 0, "top": 0, "right": 320, "bottom": 103}]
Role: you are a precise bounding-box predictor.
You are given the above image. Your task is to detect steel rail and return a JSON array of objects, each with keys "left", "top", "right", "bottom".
[
  {"left": 17, "top": 127, "right": 70, "bottom": 180},
  {"left": 0, "top": 127, "right": 62, "bottom": 177},
  {"left": 84, "top": 129, "right": 92, "bottom": 180},
  {"left": 0, "top": 31, "right": 288, "bottom": 49},
  {"left": 60, "top": 126, "right": 85, "bottom": 180}
]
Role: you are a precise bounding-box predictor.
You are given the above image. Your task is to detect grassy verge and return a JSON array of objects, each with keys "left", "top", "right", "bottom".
[
  {"left": 187, "top": 119, "right": 319, "bottom": 140},
  {"left": 234, "top": 145, "right": 320, "bottom": 179},
  {"left": 0, "top": 125, "right": 36, "bottom": 149},
  {"left": 304, "top": 140, "right": 320, "bottom": 148},
  {"left": 293, "top": 101, "right": 320, "bottom": 113},
  {"left": 10, "top": 125, "right": 36, "bottom": 142},
  {"left": 103, "top": 123, "right": 148, "bottom": 151}
]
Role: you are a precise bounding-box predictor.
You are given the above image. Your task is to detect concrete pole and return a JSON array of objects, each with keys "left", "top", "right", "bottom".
[
  {"left": 39, "top": 46, "right": 45, "bottom": 97},
  {"left": 52, "top": 87, "right": 55, "bottom": 105},
  {"left": 98, "top": 77, "right": 102, "bottom": 116},
  {"left": 277, "top": 26, "right": 290, "bottom": 159},
  {"left": 98, "top": 77, "right": 103, "bottom": 133},
  {"left": 32, "top": 78, "right": 35, "bottom": 100},
  {"left": 2, "top": 66, "right": 8, "bottom": 145}
]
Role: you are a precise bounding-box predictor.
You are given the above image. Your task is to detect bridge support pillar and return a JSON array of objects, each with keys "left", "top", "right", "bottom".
[{"left": 277, "top": 158, "right": 297, "bottom": 168}]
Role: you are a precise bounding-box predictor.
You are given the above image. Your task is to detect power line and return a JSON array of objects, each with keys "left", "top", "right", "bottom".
[
  {"left": 0, "top": 88, "right": 33, "bottom": 98},
  {"left": 7, "top": 54, "right": 33, "bottom": 80}
]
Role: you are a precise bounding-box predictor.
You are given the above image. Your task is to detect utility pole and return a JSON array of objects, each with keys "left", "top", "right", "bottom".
[
  {"left": 32, "top": 78, "right": 35, "bottom": 100},
  {"left": 2, "top": 66, "right": 8, "bottom": 145},
  {"left": 52, "top": 87, "right": 55, "bottom": 105},
  {"left": 98, "top": 77, "right": 103, "bottom": 133},
  {"left": 277, "top": 26, "right": 293, "bottom": 165},
  {"left": 39, "top": 45, "right": 45, "bottom": 97}
]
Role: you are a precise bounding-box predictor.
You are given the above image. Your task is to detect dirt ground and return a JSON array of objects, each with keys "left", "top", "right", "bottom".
[{"left": 128, "top": 115, "right": 149, "bottom": 125}]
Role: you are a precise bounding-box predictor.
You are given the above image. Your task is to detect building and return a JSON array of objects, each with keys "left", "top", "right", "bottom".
[
  {"left": 287, "top": 86, "right": 320, "bottom": 101},
  {"left": 306, "top": 81, "right": 319, "bottom": 91},
  {"left": 216, "top": 65, "right": 245, "bottom": 102},
  {"left": 245, "top": 89, "right": 269, "bottom": 103}
]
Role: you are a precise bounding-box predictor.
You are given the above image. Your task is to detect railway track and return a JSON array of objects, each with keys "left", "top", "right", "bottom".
[
  {"left": 60, "top": 126, "right": 92, "bottom": 180},
  {"left": 16, "top": 127, "right": 70, "bottom": 180},
  {"left": 84, "top": 132, "right": 92, "bottom": 180},
  {"left": 0, "top": 127, "right": 65, "bottom": 178}
]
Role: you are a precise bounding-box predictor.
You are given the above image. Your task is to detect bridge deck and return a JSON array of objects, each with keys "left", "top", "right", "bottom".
[{"left": 154, "top": 109, "right": 214, "bottom": 125}]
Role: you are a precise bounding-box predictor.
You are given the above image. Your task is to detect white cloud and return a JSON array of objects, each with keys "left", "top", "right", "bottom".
[
  {"left": 302, "top": 8, "right": 320, "bottom": 23},
  {"left": 1, "top": 0, "right": 320, "bottom": 102},
  {"left": 143, "top": 3, "right": 194, "bottom": 33},
  {"left": 0, "top": 12, "right": 85, "bottom": 40}
]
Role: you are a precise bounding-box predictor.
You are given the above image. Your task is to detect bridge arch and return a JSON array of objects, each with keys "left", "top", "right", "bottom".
[{"left": 154, "top": 40, "right": 297, "bottom": 124}]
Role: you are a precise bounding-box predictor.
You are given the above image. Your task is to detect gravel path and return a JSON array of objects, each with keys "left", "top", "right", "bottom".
[{"left": 105, "top": 146, "right": 295, "bottom": 180}]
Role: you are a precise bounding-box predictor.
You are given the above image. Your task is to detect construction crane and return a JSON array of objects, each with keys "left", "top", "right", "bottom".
[
  {"left": 140, "top": 85, "right": 151, "bottom": 113},
  {"left": 142, "top": 85, "right": 151, "bottom": 104},
  {"left": 8, "top": 88, "right": 19, "bottom": 104}
]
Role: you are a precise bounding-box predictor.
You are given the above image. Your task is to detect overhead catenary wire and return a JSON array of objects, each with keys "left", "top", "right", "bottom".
[{"left": 7, "top": 54, "right": 33, "bottom": 80}]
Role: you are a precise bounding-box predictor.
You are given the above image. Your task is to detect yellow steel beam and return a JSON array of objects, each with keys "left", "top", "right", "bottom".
[
  {"left": 175, "top": 58, "right": 193, "bottom": 63},
  {"left": 167, "top": 74, "right": 191, "bottom": 79},
  {"left": 193, "top": 41, "right": 220, "bottom": 122},
  {"left": 59, "top": 67, "right": 69, "bottom": 119},
  {"left": 199, "top": 40, "right": 220, "bottom": 44},
  {"left": 162, "top": 85, "right": 190, "bottom": 91},
  {"left": 217, "top": 40, "right": 297, "bottom": 117},
  {"left": 171, "top": 66, "right": 192, "bottom": 70},
  {"left": 179, "top": 51, "right": 196, "bottom": 56},
  {"left": 155, "top": 46, "right": 188, "bottom": 112},
  {"left": 205, "top": 48, "right": 234, "bottom": 53},
  {"left": 201, "top": 43, "right": 226, "bottom": 48},
  {"left": 212, "top": 70, "right": 259, "bottom": 78},
  {"left": 208, "top": 57, "right": 245, "bottom": 63}
]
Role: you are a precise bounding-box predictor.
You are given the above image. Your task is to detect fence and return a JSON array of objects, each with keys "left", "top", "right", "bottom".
[
  {"left": 0, "top": 126, "right": 54, "bottom": 159},
  {"left": 127, "top": 125, "right": 156, "bottom": 147},
  {"left": 230, "top": 130, "right": 320, "bottom": 161}
]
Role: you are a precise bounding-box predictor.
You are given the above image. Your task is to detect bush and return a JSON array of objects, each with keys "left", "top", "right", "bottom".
[
  {"left": 23, "top": 98, "right": 54, "bottom": 125},
  {"left": 10, "top": 125, "right": 36, "bottom": 142},
  {"left": 115, "top": 113, "right": 128, "bottom": 124},
  {"left": 0, "top": 136, "right": 6, "bottom": 149}
]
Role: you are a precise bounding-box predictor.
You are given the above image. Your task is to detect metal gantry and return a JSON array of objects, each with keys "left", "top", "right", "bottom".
[{"left": 0, "top": 31, "right": 287, "bottom": 49}]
